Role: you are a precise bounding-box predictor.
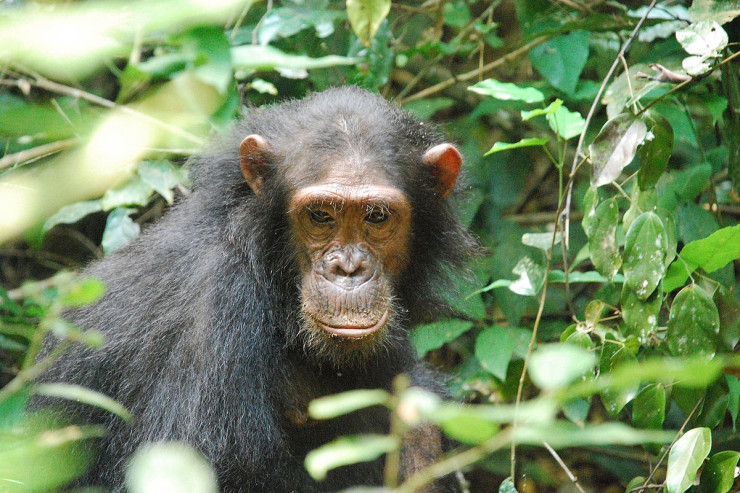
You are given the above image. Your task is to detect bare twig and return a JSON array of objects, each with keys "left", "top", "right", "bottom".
[
  {"left": 544, "top": 442, "right": 587, "bottom": 493},
  {"left": 0, "top": 138, "right": 78, "bottom": 171}
]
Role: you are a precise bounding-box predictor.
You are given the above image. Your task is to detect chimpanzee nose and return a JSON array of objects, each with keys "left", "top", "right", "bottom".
[{"left": 324, "top": 246, "right": 373, "bottom": 287}]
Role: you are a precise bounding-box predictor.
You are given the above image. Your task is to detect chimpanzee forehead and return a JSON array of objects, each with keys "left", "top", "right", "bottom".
[{"left": 290, "top": 183, "right": 409, "bottom": 209}]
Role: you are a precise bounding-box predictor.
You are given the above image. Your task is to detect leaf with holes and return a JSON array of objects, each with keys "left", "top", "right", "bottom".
[{"left": 623, "top": 212, "right": 666, "bottom": 300}]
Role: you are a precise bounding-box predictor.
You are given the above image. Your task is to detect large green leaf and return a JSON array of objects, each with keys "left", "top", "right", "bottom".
[
  {"left": 632, "top": 383, "right": 666, "bottom": 430},
  {"left": 700, "top": 450, "right": 740, "bottom": 493},
  {"left": 621, "top": 282, "right": 661, "bottom": 343},
  {"left": 638, "top": 114, "right": 674, "bottom": 190},
  {"left": 680, "top": 224, "right": 740, "bottom": 273},
  {"left": 529, "top": 31, "right": 589, "bottom": 95},
  {"left": 546, "top": 104, "right": 585, "bottom": 140},
  {"left": 475, "top": 326, "right": 514, "bottom": 381},
  {"left": 623, "top": 212, "right": 667, "bottom": 300},
  {"left": 665, "top": 427, "right": 712, "bottom": 493},
  {"left": 666, "top": 285, "right": 720, "bottom": 357}
]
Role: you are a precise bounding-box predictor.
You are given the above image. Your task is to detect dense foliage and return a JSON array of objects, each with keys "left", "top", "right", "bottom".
[{"left": 1, "top": 1, "right": 739, "bottom": 492}]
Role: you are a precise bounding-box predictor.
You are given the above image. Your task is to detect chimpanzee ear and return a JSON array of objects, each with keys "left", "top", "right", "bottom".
[
  {"left": 240, "top": 134, "right": 271, "bottom": 195},
  {"left": 423, "top": 143, "right": 462, "bottom": 199}
]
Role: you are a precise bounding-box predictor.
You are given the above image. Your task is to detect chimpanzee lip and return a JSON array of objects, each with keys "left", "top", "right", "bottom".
[{"left": 318, "top": 309, "right": 389, "bottom": 339}]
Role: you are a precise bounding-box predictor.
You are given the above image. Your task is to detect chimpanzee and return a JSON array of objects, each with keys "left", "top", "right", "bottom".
[{"left": 38, "top": 86, "right": 478, "bottom": 492}]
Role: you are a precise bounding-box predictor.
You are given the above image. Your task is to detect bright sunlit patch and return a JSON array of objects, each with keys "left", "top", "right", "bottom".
[{"left": 82, "top": 112, "right": 155, "bottom": 180}]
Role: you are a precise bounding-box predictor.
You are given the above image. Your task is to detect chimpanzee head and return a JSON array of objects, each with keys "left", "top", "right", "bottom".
[{"left": 220, "top": 87, "right": 473, "bottom": 367}]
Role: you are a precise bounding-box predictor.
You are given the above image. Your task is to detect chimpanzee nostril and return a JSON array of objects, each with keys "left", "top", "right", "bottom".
[{"left": 324, "top": 246, "right": 374, "bottom": 286}]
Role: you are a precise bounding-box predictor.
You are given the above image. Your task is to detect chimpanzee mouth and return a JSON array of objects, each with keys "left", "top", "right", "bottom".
[{"left": 317, "top": 309, "right": 389, "bottom": 339}]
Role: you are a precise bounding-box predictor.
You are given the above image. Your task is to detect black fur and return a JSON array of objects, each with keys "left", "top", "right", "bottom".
[{"left": 38, "top": 87, "right": 477, "bottom": 492}]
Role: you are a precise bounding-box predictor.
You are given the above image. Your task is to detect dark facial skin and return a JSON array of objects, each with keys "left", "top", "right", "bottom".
[{"left": 289, "top": 175, "right": 411, "bottom": 343}]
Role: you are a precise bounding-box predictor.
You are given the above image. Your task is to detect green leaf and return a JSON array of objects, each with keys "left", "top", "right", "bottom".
[
  {"left": 581, "top": 185, "right": 599, "bottom": 237},
  {"left": 621, "top": 283, "right": 661, "bottom": 343},
  {"left": 529, "top": 31, "right": 589, "bottom": 95},
  {"left": 138, "top": 161, "right": 187, "bottom": 204},
  {"left": 484, "top": 137, "right": 549, "bottom": 155},
  {"left": 346, "top": 0, "right": 391, "bottom": 45},
  {"left": 632, "top": 383, "right": 666, "bottom": 430},
  {"left": 475, "top": 326, "right": 514, "bottom": 381},
  {"left": 623, "top": 212, "right": 667, "bottom": 300},
  {"left": 727, "top": 375, "right": 739, "bottom": 431},
  {"left": 638, "top": 114, "right": 674, "bottom": 190},
  {"left": 665, "top": 427, "right": 712, "bottom": 493},
  {"left": 700, "top": 451, "right": 740, "bottom": 493},
  {"left": 231, "top": 45, "right": 359, "bottom": 72},
  {"left": 43, "top": 200, "right": 103, "bottom": 231},
  {"left": 0, "top": 387, "right": 30, "bottom": 430},
  {"left": 664, "top": 260, "right": 695, "bottom": 293},
  {"left": 410, "top": 320, "right": 474, "bottom": 357},
  {"left": 521, "top": 99, "right": 562, "bottom": 120},
  {"left": 548, "top": 270, "right": 624, "bottom": 284},
  {"left": 305, "top": 434, "right": 398, "bottom": 480},
  {"left": 587, "top": 199, "right": 621, "bottom": 279},
  {"left": 35, "top": 383, "right": 131, "bottom": 421},
  {"left": 101, "top": 207, "right": 140, "bottom": 255},
  {"left": 546, "top": 104, "right": 585, "bottom": 140},
  {"left": 125, "top": 442, "right": 218, "bottom": 493},
  {"left": 590, "top": 113, "right": 647, "bottom": 187},
  {"left": 468, "top": 79, "right": 545, "bottom": 103},
  {"left": 599, "top": 340, "right": 639, "bottom": 416},
  {"left": 308, "top": 389, "right": 390, "bottom": 420},
  {"left": 680, "top": 224, "right": 740, "bottom": 273},
  {"left": 529, "top": 344, "right": 596, "bottom": 390},
  {"left": 666, "top": 285, "right": 720, "bottom": 357}
]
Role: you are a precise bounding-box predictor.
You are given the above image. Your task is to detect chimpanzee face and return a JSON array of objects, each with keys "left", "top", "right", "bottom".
[{"left": 288, "top": 170, "right": 412, "bottom": 355}]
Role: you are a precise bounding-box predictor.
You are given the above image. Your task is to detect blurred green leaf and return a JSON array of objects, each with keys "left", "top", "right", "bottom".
[
  {"left": 126, "top": 442, "right": 218, "bottom": 493},
  {"left": 138, "top": 160, "right": 188, "bottom": 204},
  {"left": 632, "top": 383, "right": 666, "bottom": 430},
  {"left": 305, "top": 434, "right": 398, "bottom": 480},
  {"left": 100, "top": 178, "right": 154, "bottom": 210},
  {"left": 509, "top": 255, "right": 546, "bottom": 297},
  {"left": 60, "top": 277, "right": 105, "bottom": 308},
  {"left": 232, "top": 45, "right": 359, "bottom": 72},
  {"left": 529, "top": 344, "right": 596, "bottom": 390},
  {"left": 680, "top": 224, "right": 740, "bottom": 273},
  {"left": 35, "top": 383, "right": 131, "bottom": 421},
  {"left": 546, "top": 104, "right": 585, "bottom": 140},
  {"left": 308, "top": 389, "right": 390, "bottom": 420}
]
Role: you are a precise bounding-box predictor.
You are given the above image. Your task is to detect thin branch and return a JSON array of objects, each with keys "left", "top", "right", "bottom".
[
  {"left": 0, "top": 138, "right": 78, "bottom": 171},
  {"left": 400, "top": 36, "right": 549, "bottom": 104},
  {"left": 543, "top": 442, "right": 587, "bottom": 493}
]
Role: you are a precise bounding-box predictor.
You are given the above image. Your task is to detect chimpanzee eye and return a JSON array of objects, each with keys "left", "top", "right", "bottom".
[
  {"left": 307, "top": 208, "right": 334, "bottom": 225},
  {"left": 365, "top": 207, "right": 390, "bottom": 225}
]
